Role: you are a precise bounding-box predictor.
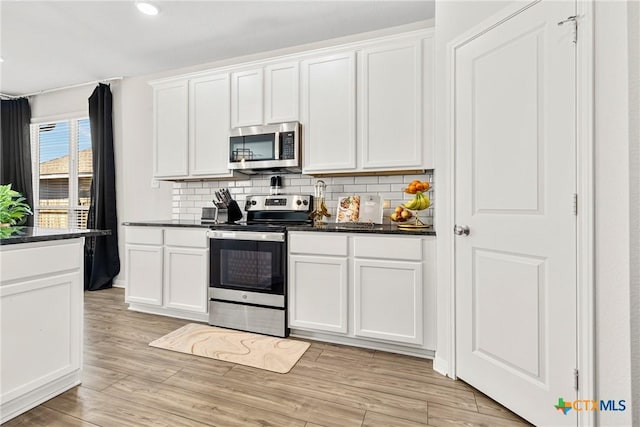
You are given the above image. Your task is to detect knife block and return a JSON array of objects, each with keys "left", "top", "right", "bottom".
[{"left": 226, "top": 200, "right": 244, "bottom": 223}]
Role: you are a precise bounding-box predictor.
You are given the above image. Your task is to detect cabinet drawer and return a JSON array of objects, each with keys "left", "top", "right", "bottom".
[
  {"left": 164, "top": 228, "right": 208, "bottom": 248},
  {"left": 0, "top": 240, "right": 82, "bottom": 283},
  {"left": 353, "top": 236, "right": 421, "bottom": 261},
  {"left": 125, "top": 227, "right": 163, "bottom": 245},
  {"left": 289, "top": 233, "right": 348, "bottom": 256}
]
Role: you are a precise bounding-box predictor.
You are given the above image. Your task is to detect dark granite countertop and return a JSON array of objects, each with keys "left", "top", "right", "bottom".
[
  {"left": 287, "top": 223, "right": 436, "bottom": 236},
  {"left": 123, "top": 220, "right": 436, "bottom": 236},
  {"left": 0, "top": 227, "right": 111, "bottom": 245}
]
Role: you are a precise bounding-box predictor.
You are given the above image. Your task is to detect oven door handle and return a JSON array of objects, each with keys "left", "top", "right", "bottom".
[{"left": 207, "top": 230, "right": 285, "bottom": 242}]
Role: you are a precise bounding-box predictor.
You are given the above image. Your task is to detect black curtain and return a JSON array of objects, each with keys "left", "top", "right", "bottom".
[
  {"left": 0, "top": 98, "right": 34, "bottom": 226},
  {"left": 85, "top": 84, "right": 120, "bottom": 291}
]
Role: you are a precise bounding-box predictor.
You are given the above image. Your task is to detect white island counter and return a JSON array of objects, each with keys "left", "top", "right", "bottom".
[{"left": 0, "top": 227, "right": 108, "bottom": 423}]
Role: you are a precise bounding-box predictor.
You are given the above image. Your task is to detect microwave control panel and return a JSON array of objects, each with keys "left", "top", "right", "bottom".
[{"left": 280, "top": 132, "right": 295, "bottom": 160}]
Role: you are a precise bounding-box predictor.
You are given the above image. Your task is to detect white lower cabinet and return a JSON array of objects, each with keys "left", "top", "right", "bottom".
[
  {"left": 125, "top": 227, "right": 209, "bottom": 321},
  {"left": 126, "top": 244, "right": 163, "bottom": 306},
  {"left": 164, "top": 246, "right": 208, "bottom": 313},
  {"left": 354, "top": 259, "right": 423, "bottom": 345},
  {"left": 288, "top": 232, "right": 435, "bottom": 354},
  {"left": 288, "top": 255, "right": 348, "bottom": 333}
]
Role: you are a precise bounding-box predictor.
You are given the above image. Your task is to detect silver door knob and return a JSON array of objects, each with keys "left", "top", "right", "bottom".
[{"left": 454, "top": 224, "right": 470, "bottom": 236}]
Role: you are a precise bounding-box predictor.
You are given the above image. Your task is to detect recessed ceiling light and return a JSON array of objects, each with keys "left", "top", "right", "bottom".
[{"left": 136, "top": 1, "right": 159, "bottom": 16}]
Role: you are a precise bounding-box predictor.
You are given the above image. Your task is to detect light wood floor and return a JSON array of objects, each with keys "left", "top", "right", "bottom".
[{"left": 4, "top": 288, "right": 531, "bottom": 427}]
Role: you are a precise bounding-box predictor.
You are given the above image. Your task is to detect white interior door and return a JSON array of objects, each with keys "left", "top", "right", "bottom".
[{"left": 454, "top": 1, "right": 577, "bottom": 426}]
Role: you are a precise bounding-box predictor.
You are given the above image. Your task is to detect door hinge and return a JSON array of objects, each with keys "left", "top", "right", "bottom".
[
  {"left": 574, "top": 368, "right": 579, "bottom": 391},
  {"left": 572, "top": 193, "right": 578, "bottom": 215},
  {"left": 557, "top": 15, "right": 578, "bottom": 44}
]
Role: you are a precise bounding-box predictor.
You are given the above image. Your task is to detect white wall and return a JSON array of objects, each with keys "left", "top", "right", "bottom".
[
  {"left": 629, "top": 2, "right": 640, "bottom": 424},
  {"left": 435, "top": 1, "right": 634, "bottom": 425},
  {"left": 594, "top": 1, "right": 633, "bottom": 425}
]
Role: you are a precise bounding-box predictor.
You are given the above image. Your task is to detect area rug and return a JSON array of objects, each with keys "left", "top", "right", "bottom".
[{"left": 149, "top": 323, "right": 310, "bottom": 374}]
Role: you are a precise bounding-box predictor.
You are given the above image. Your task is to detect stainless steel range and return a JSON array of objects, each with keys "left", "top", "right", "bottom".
[{"left": 207, "top": 194, "right": 312, "bottom": 337}]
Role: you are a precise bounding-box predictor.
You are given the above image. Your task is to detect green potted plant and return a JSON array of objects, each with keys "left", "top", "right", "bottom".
[{"left": 0, "top": 184, "right": 33, "bottom": 226}]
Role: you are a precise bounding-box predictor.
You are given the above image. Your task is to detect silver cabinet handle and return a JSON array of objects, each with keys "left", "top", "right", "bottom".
[{"left": 454, "top": 224, "right": 470, "bottom": 236}]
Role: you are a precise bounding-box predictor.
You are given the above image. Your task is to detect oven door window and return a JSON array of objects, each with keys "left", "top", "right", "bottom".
[{"left": 211, "top": 239, "right": 284, "bottom": 294}]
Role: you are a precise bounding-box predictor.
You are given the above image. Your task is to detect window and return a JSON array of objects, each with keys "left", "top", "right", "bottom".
[{"left": 30, "top": 119, "right": 92, "bottom": 229}]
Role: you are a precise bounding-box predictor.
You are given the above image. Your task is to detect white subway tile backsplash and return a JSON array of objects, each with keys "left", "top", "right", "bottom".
[
  {"left": 378, "top": 175, "right": 404, "bottom": 184},
  {"left": 354, "top": 176, "right": 379, "bottom": 184},
  {"left": 330, "top": 177, "right": 355, "bottom": 184},
  {"left": 343, "top": 184, "right": 367, "bottom": 193},
  {"left": 171, "top": 171, "right": 434, "bottom": 224},
  {"left": 365, "top": 184, "right": 391, "bottom": 192}
]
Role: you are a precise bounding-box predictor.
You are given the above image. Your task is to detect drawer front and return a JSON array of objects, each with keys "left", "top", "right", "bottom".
[
  {"left": 125, "top": 227, "right": 163, "bottom": 245},
  {"left": 353, "top": 236, "right": 422, "bottom": 261},
  {"left": 1, "top": 240, "right": 82, "bottom": 283},
  {"left": 289, "top": 233, "right": 348, "bottom": 256},
  {"left": 164, "top": 228, "right": 208, "bottom": 248}
]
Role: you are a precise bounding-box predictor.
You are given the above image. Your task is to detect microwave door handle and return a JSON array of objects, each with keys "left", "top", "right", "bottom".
[{"left": 274, "top": 131, "right": 280, "bottom": 160}]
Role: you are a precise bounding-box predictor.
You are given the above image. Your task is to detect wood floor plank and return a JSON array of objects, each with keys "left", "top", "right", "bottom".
[
  {"left": 310, "top": 350, "right": 475, "bottom": 392},
  {"left": 427, "top": 402, "right": 533, "bottom": 427},
  {"left": 2, "top": 405, "right": 98, "bottom": 427},
  {"left": 362, "top": 410, "right": 431, "bottom": 427},
  {"left": 42, "top": 386, "right": 210, "bottom": 427},
  {"left": 102, "top": 374, "right": 308, "bottom": 427},
  {"left": 81, "top": 363, "right": 128, "bottom": 391},
  {"left": 474, "top": 392, "right": 532, "bottom": 423},
  {"left": 224, "top": 364, "right": 430, "bottom": 423},
  {"left": 161, "top": 367, "right": 366, "bottom": 426}
]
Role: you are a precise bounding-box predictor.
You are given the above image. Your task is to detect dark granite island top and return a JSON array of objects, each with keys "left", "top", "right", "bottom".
[{"left": 0, "top": 227, "right": 111, "bottom": 245}]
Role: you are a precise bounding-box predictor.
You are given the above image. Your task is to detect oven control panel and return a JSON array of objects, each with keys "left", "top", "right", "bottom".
[{"left": 245, "top": 194, "right": 312, "bottom": 212}]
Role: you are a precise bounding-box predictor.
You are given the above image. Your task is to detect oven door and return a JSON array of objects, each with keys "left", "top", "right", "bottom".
[{"left": 208, "top": 230, "right": 286, "bottom": 307}]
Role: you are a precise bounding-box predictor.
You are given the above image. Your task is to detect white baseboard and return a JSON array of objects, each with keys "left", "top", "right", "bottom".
[
  {"left": 1, "top": 370, "right": 81, "bottom": 424},
  {"left": 112, "top": 278, "right": 125, "bottom": 288},
  {"left": 433, "top": 354, "right": 451, "bottom": 378},
  {"left": 290, "top": 329, "right": 435, "bottom": 359}
]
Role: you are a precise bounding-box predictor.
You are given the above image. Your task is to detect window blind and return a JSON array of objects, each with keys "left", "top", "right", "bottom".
[{"left": 31, "top": 118, "right": 93, "bottom": 229}]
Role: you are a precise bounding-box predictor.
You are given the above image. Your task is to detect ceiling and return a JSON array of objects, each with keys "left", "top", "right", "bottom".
[{"left": 0, "top": 1, "right": 434, "bottom": 96}]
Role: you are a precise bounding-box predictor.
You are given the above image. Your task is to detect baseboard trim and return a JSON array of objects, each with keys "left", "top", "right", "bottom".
[
  {"left": 433, "top": 355, "right": 450, "bottom": 378},
  {"left": 290, "top": 329, "right": 435, "bottom": 359},
  {"left": 127, "top": 303, "right": 208, "bottom": 323},
  {"left": 1, "top": 370, "right": 81, "bottom": 424}
]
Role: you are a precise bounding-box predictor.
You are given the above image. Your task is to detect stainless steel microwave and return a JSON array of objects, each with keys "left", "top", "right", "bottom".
[{"left": 228, "top": 122, "right": 301, "bottom": 174}]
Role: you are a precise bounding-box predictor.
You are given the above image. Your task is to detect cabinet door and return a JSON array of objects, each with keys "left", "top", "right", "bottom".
[
  {"left": 289, "top": 254, "right": 348, "bottom": 333},
  {"left": 153, "top": 80, "right": 189, "bottom": 178},
  {"left": 231, "top": 68, "right": 263, "bottom": 127},
  {"left": 301, "top": 52, "right": 356, "bottom": 173},
  {"left": 265, "top": 61, "right": 299, "bottom": 124},
  {"left": 189, "top": 73, "right": 231, "bottom": 176},
  {"left": 164, "top": 247, "right": 208, "bottom": 313},
  {"left": 359, "top": 41, "right": 423, "bottom": 170},
  {"left": 354, "top": 259, "right": 423, "bottom": 345},
  {"left": 422, "top": 34, "right": 435, "bottom": 169},
  {"left": 125, "top": 244, "right": 163, "bottom": 306}
]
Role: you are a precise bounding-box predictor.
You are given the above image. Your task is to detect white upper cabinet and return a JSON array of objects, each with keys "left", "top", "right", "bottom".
[
  {"left": 359, "top": 40, "right": 423, "bottom": 170},
  {"left": 264, "top": 61, "right": 299, "bottom": 124},
  {"left": 231, "top": 68, "right": 264, "bottom": 127},
  {"left": 153, "top": 80, "right": 189, "bottom": 178},
  {"left": 422, "top": 34, "right": 434, "bottom": 170},
  {"left": 189, "top": 73, "right": 231, "bottom": 176},
  {"left": 301, "top": 52, "right": 357, "bottom": 173}
]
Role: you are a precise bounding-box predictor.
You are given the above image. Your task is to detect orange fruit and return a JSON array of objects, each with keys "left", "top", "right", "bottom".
[
  {"left": 416, "top": 182, "right": 424, "bottom": 192},
  {"left": 408, "top": 184, "right": 417, "bottom": 193},
  {"left": 422, "top": 181, "right": 430, "bottom": 190}
]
